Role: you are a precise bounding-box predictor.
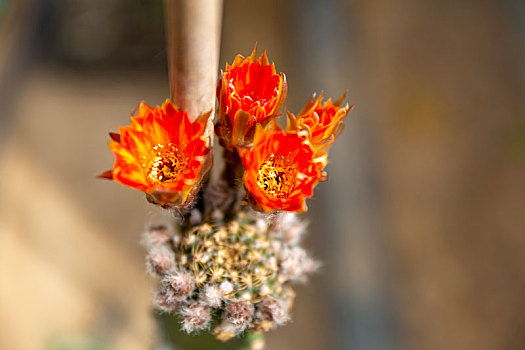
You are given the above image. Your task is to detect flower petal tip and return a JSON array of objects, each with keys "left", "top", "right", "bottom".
[{"left": 97, "top": 169, "right": 113, "bottom": 180}]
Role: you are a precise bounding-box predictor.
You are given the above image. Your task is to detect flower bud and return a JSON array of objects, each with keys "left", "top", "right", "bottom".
[
  {"left": 224, "top": 301, "right": 254, "bottom": 331},
  {"left": 161, "top": 270, "right": 195, "bottom": 301},
  {"left": 180, "top": 301, "right": 211, "bottom": 333},
  {"left": 154, "top": 289, "right": 178, "bottom": 313},
  {"left": 257, "top": 297, "right": 288, "bottom": 324},
  {"left": 141, "top": 225, "right": 173, "bottom": 248},
  {"left": 146, "top": 245, "right": 175, "bottom": 276}
]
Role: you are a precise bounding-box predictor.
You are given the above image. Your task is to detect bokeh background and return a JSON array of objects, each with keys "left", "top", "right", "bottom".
[{"left": 1, "top": 0, "right": 524, "bottom": 349}]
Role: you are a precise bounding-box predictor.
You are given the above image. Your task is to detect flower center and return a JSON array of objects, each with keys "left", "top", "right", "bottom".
[
  {"left": 146, "top": 143, "right": 186, "bottom": 183},
  {"left": 257, "top": 154, "right": 297, "bottom": 199}
]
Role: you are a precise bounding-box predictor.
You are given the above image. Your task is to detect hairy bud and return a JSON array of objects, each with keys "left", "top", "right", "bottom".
[
  {"left": 252, "top": 296, "right": 289, "bottom": 332},
  {"left": 180, "top": 301, "right": 211, "bottom": 333},
  {"left": 146, "top": 245, "right": 175, "bottom": 276},
  {"left": 161, "top": 270, "right": 196, "bottom": 301},
  {"left": 154, "top": 289, "right": 178, "bottom": 313},
  {"left": 142, "top": 225, "right": 173, "bottom": 248},
  {"left": 256, "top": 297, "right": 289, "bottom": 326},
  {"left": 224, "top": 301, "right": 254, "bottom": 330}
]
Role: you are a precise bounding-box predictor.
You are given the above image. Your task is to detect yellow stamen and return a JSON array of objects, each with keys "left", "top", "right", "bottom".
[
  {"left": 257, "top": 154, "right": 297, "bottom": 199},
  {"left": 146, "top": 143, "right": 186, "bottom": 183}
]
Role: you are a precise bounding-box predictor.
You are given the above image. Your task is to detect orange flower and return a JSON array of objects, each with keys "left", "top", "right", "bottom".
[
  {"left": 287, "top": 93, "right": 354, "bottom": 152},
  {"left": 99, "top": 100, "right": 211, "bottom": 207},
  {"left": 239, "top": 122, "right": 327, "bottom": 213},
  {"left": 217, "top": 46, "right": 287, "bottom": 147}
]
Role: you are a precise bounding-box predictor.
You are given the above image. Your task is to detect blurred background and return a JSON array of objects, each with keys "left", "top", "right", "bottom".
[{"left": 0, "top": 0, "right": 523, "bottom": 349}]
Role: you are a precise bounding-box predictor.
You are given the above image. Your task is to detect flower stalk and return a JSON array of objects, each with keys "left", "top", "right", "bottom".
[{"left": 165, "top": 0, "right": 223, "bottom": 133}]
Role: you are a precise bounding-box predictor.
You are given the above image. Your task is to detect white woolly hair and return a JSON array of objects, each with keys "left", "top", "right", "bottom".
[
  {"left": 224, "top": 301, "right": 255, "bottom": 332},
  {"left": 282, "top": 219, "right": 308, "bottom": 246},
  {"left": 219, "top": 280, "right": 234, "bottom": 295},
  {"left": 279, "top": 246, "right": 320, "bottom": 283},
  {"left": 161, "top": 269, "right": 196, "bottom": 301},
  {"left": 199, "top": 283, "right": 223, "bottom": 308},
  {"left": 265, "top": 212, "right": 309, "bottom": 246},
  {"left": 256, "top": 297, "right": 290, "bottom": 327},
  {"left": 179, "top": 301, "right": 211, "bottom": 333},
  {"left": 213, "top": 321, "right": 239, "bottom": 339},
  {"left": 145, "top": 245, "right": 176, "bottom": 276},
  {"left": 153, "top": 289, "right": 178, "bottom": 313},
  {"left": 141, "top": 224, "right": 174, "bottom": 248}
]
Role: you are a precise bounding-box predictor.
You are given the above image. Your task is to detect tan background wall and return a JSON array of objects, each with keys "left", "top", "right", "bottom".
[{"left": 0, "top": 0, "right": 523, "bottom": 349}]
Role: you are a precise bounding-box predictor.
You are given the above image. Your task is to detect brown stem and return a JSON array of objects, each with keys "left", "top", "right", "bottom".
[
  {"left": 165, "top": 0, "right": 223, "bottom": 134},
  {"left": 222, "top": 149, "right": 244, "bottom": 188},
  {"left": 221, "top": 148, "right": 247, "bottom": 213}
]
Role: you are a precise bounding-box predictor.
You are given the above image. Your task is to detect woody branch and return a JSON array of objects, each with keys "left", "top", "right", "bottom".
[{"left": 165, "top": 0, "right": 223, "bottom": 136}]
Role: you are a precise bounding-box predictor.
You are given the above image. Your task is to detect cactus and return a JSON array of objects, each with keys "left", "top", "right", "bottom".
[{"left": 100, "top": 45, "right": 352, "bottom": 349}]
